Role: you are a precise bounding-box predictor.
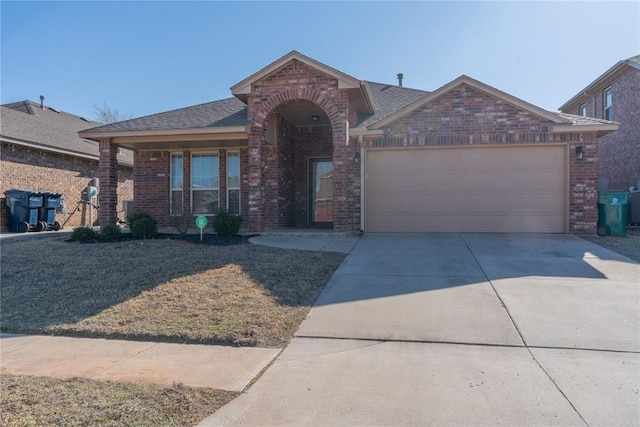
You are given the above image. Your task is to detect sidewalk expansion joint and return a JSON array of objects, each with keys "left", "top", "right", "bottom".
[{"left": 459, "top": 234, "right": 590, "bottom": 427}]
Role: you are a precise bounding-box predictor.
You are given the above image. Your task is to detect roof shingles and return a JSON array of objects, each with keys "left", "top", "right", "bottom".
[
  {"left": 84, "top": 98, "right": 248, "bottom": 133},
  {"left": 1, "top": 101, "right": 133, "bottom": 165}
]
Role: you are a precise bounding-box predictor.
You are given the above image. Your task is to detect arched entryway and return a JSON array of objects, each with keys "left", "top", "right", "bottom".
[{"left": 260, "top": 99, "right": 336, "bottom": 229}]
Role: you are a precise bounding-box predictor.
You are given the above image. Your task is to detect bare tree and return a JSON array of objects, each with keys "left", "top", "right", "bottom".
[{"left": 93, "top": 101, "right": 132, "bottom": 124}]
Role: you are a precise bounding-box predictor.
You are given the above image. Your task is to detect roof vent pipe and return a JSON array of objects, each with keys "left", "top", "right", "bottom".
[
  {"left": 39, "top": 95, "right": 45, "bottom": 109},
  {"left": 397, "top": 73, "right": 404, "bottom": 87}
]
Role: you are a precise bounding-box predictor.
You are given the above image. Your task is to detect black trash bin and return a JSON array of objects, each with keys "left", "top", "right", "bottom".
[
  {"left": 4, "top": 189, "right": 47, "bottom": 233},
  {"left": 40, "top": 192, "right": 62, "bottom": 231}
]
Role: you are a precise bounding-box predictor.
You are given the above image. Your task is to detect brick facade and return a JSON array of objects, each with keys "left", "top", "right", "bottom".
[
  {"left": 133, "top": 148, "right": 250, "bottom": 229},
  {"left": 246, "top": 60, "right": 351, "bottom": 232},
  {"left": 562, "top": 66, "right": 640, "bottom": 191},
  {"left": 1, "top": 141, "right": 133, "bottom": 230},
  {"left": 91, "top": 54, "right": 613, "bottom": 235}
]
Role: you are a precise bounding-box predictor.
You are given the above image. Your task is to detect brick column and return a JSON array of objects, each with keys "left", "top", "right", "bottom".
[
  {"left": 248, "top": 127, "right": 264, "bottom": 232},
  {"left": 568, "top": 133, "right": 599, "bottom": 234},
  {"left": 332, "top": 120, "right": 348, "bottom": 232},
  {"left": 98, "top": 138, "right": 118, "bottom": 227}
]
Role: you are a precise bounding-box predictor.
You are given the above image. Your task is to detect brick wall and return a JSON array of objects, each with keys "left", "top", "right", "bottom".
[
  {"left": 383, "top": 84, "right": 551, "bottom": 140},
  {"left": 134, "top": 150, "right": 170, "bottom": 226},
  {"left": 1, "top": 141, "right": 133, "bottom": 230},
  {"left": 246, "top": 59, "right": 351, "bottom": 232},
  {"left": 133, "top": 148, "right": 249, "bottom": 229},
  {"left": 562, "top": 67, "right": 640, "bottom": 191},
  {"left": 373, "top": 84, "right": 599, "bottom": 234}
]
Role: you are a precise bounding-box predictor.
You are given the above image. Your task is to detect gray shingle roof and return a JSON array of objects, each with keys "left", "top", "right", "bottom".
[
  {"left": 81, "top": 83, "right": 429, "bottom": 133},
  {"left": 84, "top": 98, "right": 248, "bottom": 133},
  {"left": 1, "top": 100, "right": 133, "bottom": 165},
  {"left": 76, "top": 77, "right": 616, "bottom": 136},
  {"left": 556, "top": 112, "right": 618, "bottom": 126},
  {"left": 355, "top": 81, "right": 429, "bottom": 128}
]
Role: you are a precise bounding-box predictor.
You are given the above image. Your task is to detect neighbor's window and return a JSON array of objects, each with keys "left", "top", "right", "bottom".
[
  {"left": 170, "top": 154, "right": 183, "bottom": 215},
  {"left": 604, "top": 87, "right": 612, "bottom": 120},
  {"left": 227, "top": 152, "right": 240, "bottom": 215},
  {"left": 191, "top": 153, "right": 219, "bottom": 215},
  {"left": 579, "top": 103, "right": 587, "bottom": 117}
]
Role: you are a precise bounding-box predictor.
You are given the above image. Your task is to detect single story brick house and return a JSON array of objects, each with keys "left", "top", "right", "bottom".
[
  {"left": 80, "top": 51, "right": 617, "bottom": 235},
  {"left": 1, "top": 100, "right": 134, "bottom": 230}
]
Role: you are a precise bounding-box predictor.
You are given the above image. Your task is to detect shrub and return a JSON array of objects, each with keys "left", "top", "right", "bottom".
[
  {"left": 128, "top": 212, "right": 158, "bottom": 239},
  {"left": 169, "top": 213, "right": 193, "bottom": 238},
  {"left": 213, "top": 209, "right": 242, "bottom": 237},
  {"left": 100, "top": 224, "right": 122, "bottom": 242},
  {"left": 70, "top": 226, "right": 97, "bottom": 242}
]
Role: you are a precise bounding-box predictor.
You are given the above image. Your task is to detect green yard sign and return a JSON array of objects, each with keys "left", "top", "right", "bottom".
[{"left": 195, "top": 215, "right": 208, "bottom": 229}]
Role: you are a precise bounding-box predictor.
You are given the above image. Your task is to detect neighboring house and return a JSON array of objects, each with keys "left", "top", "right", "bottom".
[
  {"left": 80, "top": 51, "right": 617, "bottom": 235},
  {"left": 1, "top": 100, "right": 134, "bottom": 230},
  {"left": 560, "top": 55, "right": 639, "bottom": 192}
]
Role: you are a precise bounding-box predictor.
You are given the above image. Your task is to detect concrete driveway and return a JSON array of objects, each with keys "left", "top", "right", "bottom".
[{"left": 201, "top": 233, "right": 640, "bottom": 426}]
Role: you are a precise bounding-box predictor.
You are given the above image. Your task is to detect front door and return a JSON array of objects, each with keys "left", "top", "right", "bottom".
[{"left": 309, "top": 159, "right": 333, "bottom": 226}]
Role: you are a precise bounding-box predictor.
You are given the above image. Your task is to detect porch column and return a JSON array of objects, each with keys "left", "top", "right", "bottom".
[
  {"left": 98, "top": 138, "right": 118, "bottom": 227},
  {"left": 332, "top": 120, "right": 349, "bottom": 232},
  {"left": 248, "top": 127, "right": 265, "bottom": 232}
]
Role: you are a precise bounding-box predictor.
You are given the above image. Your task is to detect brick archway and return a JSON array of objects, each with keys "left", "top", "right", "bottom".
[{"left": 247, "top": 88, "right": 350, "bottom": 232}]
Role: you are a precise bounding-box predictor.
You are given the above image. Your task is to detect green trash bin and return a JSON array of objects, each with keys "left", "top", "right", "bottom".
[{"left": 597, "top": 191, "right": 629, "bottom": 237}]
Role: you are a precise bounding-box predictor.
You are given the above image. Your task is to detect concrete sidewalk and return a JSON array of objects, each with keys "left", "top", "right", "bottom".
[{"left": 0, "top": 334, "right": 279, "bottom": 391}]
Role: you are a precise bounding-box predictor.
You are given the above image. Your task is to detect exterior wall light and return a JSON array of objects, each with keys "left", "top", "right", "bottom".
[
  {"left": 354, "top": 152, "right": 361, "bottom": 165},
  {"left": 576, "top": 146, "right": 584, "bottom": 160},
  {"left": 311, "top": 115, "right": 319, "bottom": 122}
]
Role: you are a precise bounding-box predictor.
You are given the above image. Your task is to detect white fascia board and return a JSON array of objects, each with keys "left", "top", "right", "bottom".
[{"left": 79, "top": 126, "right": 248, "bottom": 140}]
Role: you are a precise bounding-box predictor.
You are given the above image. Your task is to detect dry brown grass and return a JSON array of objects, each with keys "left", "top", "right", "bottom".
[
  {"left": 1, "top": 234, "right": 346, "bottom": 347},
  {"left": 0, "top": 373, "right": 238, "bottom": 427}
]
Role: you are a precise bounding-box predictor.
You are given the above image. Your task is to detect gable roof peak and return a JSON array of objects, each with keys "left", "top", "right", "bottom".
[
  {"left": 370, "top": 74, "right": 569, "bottom": 130},
  {"left": 230, "top": 50, "right": 362, "bottom": 101}
]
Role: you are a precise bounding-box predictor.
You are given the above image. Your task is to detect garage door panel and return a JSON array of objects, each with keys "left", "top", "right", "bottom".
[
  {"left": 365, "top": 146, "right": 567, "bottom": 233},
  {"left": 369, "top": 213, "right": 563, "bottom": 233}
]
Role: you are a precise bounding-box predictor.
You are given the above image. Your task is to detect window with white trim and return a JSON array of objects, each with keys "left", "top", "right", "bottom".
[
  {"left": 603, "top": 87, "right": 612, "bottom": 120},
  {"left": 227, "top": 152, "right": 240, "bottom": 215},
  {"left": 170, "top": 154, "right": 183, "bottom": 215},
  {"left": 191, "top": 153, "right": 219, "bottom": 215},
  {"left": 579, "top": 103, "right": 587, "bottom": 117}
]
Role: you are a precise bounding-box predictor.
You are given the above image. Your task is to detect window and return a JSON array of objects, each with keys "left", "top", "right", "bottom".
[
  {"left": 191, "top": 153, "right": 219, "bottom": 214},
  {"left": 170, "top": 154, "right": 183, "bottom": 215},
  {"left": 604, "top": 87, "right": 612, "bottom": 120},
  {"left": 227, "top": 152, "right": 240, "bottom": 215},
  {"left": 579, "top": 103, "right": 587, "bottom": 117}
]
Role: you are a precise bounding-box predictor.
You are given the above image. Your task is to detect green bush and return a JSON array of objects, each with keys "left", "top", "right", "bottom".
[
  {"left": 128, "top": 212, "right": 158, "bottom": 239},
  {"left": 213, "top": 209, "right": 242, "bottom": 237},
  {"left": 100, "top": 224, "right": 122, "bottom": 241},
  {"left": 70, "top": 226, "right": 97, "bottom": 242}
]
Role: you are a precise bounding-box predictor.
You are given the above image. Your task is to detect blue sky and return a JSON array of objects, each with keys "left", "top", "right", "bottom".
[{"left": 2, "top": 1, "right": 639, "bottom": 121}]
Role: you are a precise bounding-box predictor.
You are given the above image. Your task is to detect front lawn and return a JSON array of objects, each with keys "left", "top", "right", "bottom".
[
  {"left": 1, "top": 234, "right": 345, "bottom": 347},
  {"left": 0, "top": 374, "right": 238, "bottom": 427},
  {"left": 0, "top": 234, "right": 345, "bottom": 426}
]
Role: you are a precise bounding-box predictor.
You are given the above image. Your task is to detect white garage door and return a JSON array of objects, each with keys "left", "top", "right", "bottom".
[{"left": 365, "top": 145, "right": 567, "bottom": 233}]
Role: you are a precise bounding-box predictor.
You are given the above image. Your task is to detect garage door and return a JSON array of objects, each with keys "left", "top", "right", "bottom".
[{"left": 365, "top": 145, "right": 567, "bottom": 233}]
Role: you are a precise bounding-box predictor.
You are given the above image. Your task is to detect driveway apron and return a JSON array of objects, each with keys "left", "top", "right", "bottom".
[{"left": 201, "top": 233, "right": 640, "bottom": 426}]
